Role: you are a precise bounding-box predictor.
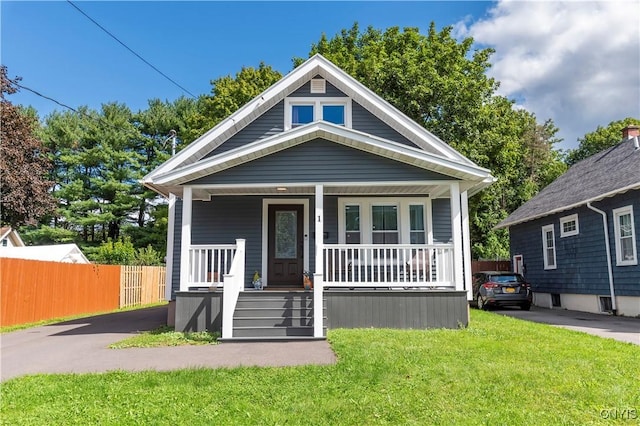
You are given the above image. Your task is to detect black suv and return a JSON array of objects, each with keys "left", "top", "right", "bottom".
[{"left": 472, "top": 271, "right": 532, "bottom": 310}]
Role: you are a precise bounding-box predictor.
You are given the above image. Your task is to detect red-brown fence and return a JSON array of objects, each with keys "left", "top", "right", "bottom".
[
  {"left": 0, "top": 259, "right": 166, "bottom": 327},
  {"left": 471, "top": 260, "right": 512, "bottom": 274}
]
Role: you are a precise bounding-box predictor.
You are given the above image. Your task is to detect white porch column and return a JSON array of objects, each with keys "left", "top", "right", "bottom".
[
  {"left": 165, "top": 193, "right": 176, "bottom": 301},
  {"left": 313, "top": 184, "right": 324, "bottom": 338},
  {"left": 179, "top": 187, "right": 192, "bottom": 292},
  {"left": 450, "top": 182, "right": 464, "bottom": 291},
  {"left": 461, "top": 190, "right": 473, "bottom": 300}
]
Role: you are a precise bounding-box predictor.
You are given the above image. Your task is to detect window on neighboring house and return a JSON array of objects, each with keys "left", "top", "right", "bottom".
[
  {"left": 409, "top": 204, "right": 426, "bottom": 244},
  {"left": 613, "top": 205, "right": 637, "bottom": 266},
  {"left": 285, "top": 98, "right": 351, "bottom": 130},
  {"left": 542, "top": 224, "right": 556, "bottom": 270},
  {"left": 1, "top": 239, "right": 7, "bottom": 247},
  {"left": 560, "top": 214, "right": 579, "bottom": 237},
  {"left": 372, "top": 205, "right": 398, "bottom": 244}
]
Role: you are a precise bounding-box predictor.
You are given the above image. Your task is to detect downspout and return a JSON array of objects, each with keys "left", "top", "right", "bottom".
[{"left": 586, "top": 202, "right": 617, "bottom": 314}]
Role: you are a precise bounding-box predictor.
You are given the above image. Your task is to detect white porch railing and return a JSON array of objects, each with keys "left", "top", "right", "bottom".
[
  {"left": 323, "top": 244, "right": 455, "bottom": 288},
  {"left": 221, "top": 239, "right": 245, "bottom": 339},
  {"left": 188, "top": 244, "right": 237, "bottom": 287}
]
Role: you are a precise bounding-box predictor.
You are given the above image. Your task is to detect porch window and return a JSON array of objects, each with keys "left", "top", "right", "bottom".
[
  {"left": 542, "top": 224, "right": 556, "bottom": 270},
  {"left": 372, "top": 205, "right": 399, "bottom": 244},
  {"left": 613, "top": 205, "right": 637, "bottom": 266},
  {"left": 409, "top": 204, "right": 426, "bottom": 244},
  {"left": 345, "top": 204, "right": 361, "bottom": 244}
]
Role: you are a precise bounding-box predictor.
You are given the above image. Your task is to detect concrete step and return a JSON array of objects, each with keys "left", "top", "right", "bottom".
[
  {"left": 218, "top": 336, "right": 326, "bottom": 343},
  {"left": 232, "top": 325, "right": 314, "bottom": 338},
  {"left": 233, "top": 316, "right": 314, "bottom": 328}
]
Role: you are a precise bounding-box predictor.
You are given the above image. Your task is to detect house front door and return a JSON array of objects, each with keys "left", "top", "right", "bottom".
[{"left": 267, "top": 204, "right": 304, "bottom": 287}]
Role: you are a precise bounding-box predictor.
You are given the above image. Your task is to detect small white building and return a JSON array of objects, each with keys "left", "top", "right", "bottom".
[
  {"left": 0, "top": 227, "right": 25, "bottom": 248},
  {"left": 0, "top": 243, "right": 90, "bottom": 264}
]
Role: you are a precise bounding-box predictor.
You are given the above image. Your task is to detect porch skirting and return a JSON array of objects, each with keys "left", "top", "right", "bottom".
[{"left": 174, "top": 290, "right": 469, "bottom": 333}]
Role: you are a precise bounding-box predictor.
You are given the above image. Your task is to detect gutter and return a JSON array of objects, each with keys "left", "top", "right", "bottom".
[{"left": 586, "top": 202, "right": 617, "bottom": 314}]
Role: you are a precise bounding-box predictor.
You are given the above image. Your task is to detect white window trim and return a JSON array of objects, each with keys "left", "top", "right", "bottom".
[
  {"left": 542, "top": 224, "right": 557, "bottom": 270},
  {"left": 284, "top": 97, "right": 352, "bottom": 130},
  {"left": 613, "top": 205, "right": 637, "bottom": 266},
  {"left": 338, "top": 197, "right": 432, "bottom": 244},
  {"left": 560, "top": 214, "right": 579, "bottom": 237}
]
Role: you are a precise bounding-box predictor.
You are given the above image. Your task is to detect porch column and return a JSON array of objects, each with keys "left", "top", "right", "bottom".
[
  {"left": 461, "top": 190, "right": 473, "bottom": 300},
  {"left": 313, "top": 184, "right": 324, "bottom": 338},
  {"left": 179, "top": 187, "right": 192, "bottom": 292},
  {"left": 450, "top": 182, "right": 464, "bottom": 291},
  {"left": 165, "top": 193, "right": 176, "bottom": 301}
]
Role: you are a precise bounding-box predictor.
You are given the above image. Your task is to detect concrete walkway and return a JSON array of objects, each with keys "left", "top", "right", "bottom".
[
  {"left": 496, "top": 306, "right": 640, "bottom": 345},
  {"left": 0, "top": 306, "right": 337, "bottom": 382}
]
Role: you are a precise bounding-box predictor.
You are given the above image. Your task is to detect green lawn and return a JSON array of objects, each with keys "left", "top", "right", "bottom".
[{"left": 1, "top": 310, "right": 638, "bottom": 425}]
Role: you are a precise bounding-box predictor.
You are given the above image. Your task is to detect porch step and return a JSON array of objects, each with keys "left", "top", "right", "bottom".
[{"left": 230, "top": 291, "right": 326, "bottom": 340}]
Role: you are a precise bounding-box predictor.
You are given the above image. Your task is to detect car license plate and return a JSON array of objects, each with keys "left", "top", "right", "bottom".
[{"left": 504, "top": 287, "right": 516, "bottom": 293}]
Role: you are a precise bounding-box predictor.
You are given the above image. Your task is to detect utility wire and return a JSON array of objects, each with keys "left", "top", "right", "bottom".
[
  {"left": 66, "top": 0, "right": 197, "bottom": 98},
  {"left": 11, "top": 79, "right": 156, "bottom": 144}
]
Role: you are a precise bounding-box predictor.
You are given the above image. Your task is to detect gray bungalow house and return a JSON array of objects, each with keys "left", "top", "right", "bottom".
[
  {"left": 143, "top": 54, "right": 495, "bottom": 339},
  {"left": 496, "top": 126, "right": 640, "bottom": 317}
]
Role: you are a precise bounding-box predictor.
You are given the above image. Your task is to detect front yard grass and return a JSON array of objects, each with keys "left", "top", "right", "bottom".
[
  {"left": 109, "top": 326, "right": 219, "bottom": 348},
  {"left": 1, "top": 310, "right": 638, "bottom": 425}
]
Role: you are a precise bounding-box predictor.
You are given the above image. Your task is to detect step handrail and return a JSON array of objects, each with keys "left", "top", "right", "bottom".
[{"left": 221, "top": 239, "right": 246, "bottom": 339}]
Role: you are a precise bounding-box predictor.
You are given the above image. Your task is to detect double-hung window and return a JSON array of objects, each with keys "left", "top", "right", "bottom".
[
  {"left": 409, "top": 204, "right": 426, "bottom": 244},
  {"left": 542, "top": 224, "right": 556, "bottom": 270},
  {"left": 285, "top": 98, "right": 351, "bottom": 130},
  {"left": 613, "top": 206, "right": 637, "bottom": 266}
]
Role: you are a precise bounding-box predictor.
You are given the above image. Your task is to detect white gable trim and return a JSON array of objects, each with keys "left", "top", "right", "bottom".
[
  {"left": 144, "top": 54, "right": 477, "bottom": 183},
  {"left": 149, "top": 122, "right": 492, "bottom": 187}
]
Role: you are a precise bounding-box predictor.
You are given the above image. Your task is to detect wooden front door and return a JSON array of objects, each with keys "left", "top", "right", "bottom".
[{"left": 268, "top": 204, "right": 304, "bottom": 287}]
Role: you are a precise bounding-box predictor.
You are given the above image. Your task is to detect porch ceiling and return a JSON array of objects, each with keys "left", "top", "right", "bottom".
[{"left": 189, "top": 182, "right": 454, "bottom": 200}]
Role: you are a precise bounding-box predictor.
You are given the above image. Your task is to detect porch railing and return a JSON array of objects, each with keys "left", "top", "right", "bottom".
[
  {"left": 221, "top": 239, "right": 245, "bottom": 339},
  {"left": 188, "top": 244, "right": 237, "bottom": 287},
  {"left": 323, "top": 244, "right": 454, "bottom": 288}
]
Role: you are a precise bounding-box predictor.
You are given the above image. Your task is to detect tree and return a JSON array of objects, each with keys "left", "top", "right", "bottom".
[
  {"left": 565, "top": 117, "right": 640, "bottom": 165},
  {"left": 0, "top": 66, "right": 56, "bottom": 227},
  {"left": 296, "top": 24, "right": 565, "bottom": 258}
]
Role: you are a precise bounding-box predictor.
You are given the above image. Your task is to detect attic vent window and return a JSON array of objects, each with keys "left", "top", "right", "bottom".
[{"left": 310, "top": 79, "right": 326, "bottom": 94}]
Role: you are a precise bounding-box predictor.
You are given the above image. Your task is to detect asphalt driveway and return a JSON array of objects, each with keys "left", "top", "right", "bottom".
[
  {"left": 0, "top": 305, "right": 336, "bottom": 383},
  {"left": 495, "top": 306, "right": 640, "bottom": 345}
]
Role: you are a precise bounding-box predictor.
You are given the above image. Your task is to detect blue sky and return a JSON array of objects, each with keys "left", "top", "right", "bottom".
[{"left": 2, "top": 1, "right": 639, "bottom": 150}]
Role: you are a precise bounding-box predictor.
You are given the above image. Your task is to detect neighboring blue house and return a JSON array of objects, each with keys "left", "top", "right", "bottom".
[
  {"left": 143, "top": 54, "right": 495, "bottom": 339},
  {"left": 496, "top": 126, "right": 640, "bottom": 317}
]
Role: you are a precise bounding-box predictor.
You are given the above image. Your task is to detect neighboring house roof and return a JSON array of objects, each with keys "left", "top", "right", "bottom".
[
  {"left": 0, "top": 244, "right": 90, "bottom": 264},
  {"left": 496, "top": 137, "right": 640, "bottom": 229},
  {"left": 143, "top": 54, "right": 494, "bottom": 198},
  {"left": 0, "top": 227, "right": 25, "bottom": 247}
]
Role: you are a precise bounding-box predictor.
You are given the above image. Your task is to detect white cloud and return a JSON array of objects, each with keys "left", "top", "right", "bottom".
[{"left": 458, "top": 0, "right": 640, "bottom": 150}]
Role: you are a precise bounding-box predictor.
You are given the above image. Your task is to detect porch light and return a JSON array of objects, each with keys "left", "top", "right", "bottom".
[{"left": 276, "top": 187, "right": 288, "bottom": 192}]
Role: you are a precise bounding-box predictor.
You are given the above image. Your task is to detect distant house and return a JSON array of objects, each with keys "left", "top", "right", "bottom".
[
  {"left": 0, "top": 227, "right": 25, "bottom": 248},
  {"left": 496, "top": 126, "right": 640, "bottom": 317},
  {"left": 142, "top": 54, "right": 495, "bottom": 338},
  {"left": 0, "top": 244, "right": 90, "bottom": 264}
]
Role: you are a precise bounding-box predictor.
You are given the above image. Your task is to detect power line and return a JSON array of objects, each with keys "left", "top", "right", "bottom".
[{"left": 66, "top": 0, "right": 197, "bottom": 99}]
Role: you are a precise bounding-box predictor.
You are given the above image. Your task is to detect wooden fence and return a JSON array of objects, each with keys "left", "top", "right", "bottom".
[
  {"left": 120, "top": 266, "right": 166, "bottom": 308},
  {"left": 471, "top": 260, "right": 512, "bottom": 273},
  {"left": 0, "top": 258, "right": 166, "bottom": 327}
]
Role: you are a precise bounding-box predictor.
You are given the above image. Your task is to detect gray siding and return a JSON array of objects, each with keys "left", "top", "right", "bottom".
[
  {"left": 189, "top": 139, "right": 452, "bottom": 185},
  {"left": 175, "top": 291, "right": 222, "bottom": 332},
  {"left": 289, "top": 79, "right": 346, "bottom": 97},
  {"left": 509, "top": 189, "right": 640, "bottom": 297},
  {"left": 206, "top": 101, "right": 284, "bottom": 157},
  {"left": 432, "top": 198, "right": 452, "bottom": 243},
  {"left": 325, "top": 290, "right": 469, "bottom": 328},
  {"left": 352, "top": 102, "right": 417, "bottom": 148},
  {"left": 171, "top": 199, "right": 182, "bottom": 300}
]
